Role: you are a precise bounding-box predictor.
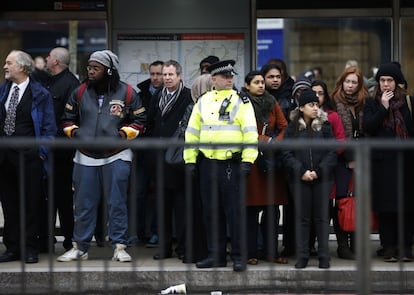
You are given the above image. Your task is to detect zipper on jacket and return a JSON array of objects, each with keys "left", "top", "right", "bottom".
[
  {"left": 309, "top": 146, "right": 314, "bottom": 171},
  {"left": 97, "top": 95, "right": 104, "bottom": 114}
]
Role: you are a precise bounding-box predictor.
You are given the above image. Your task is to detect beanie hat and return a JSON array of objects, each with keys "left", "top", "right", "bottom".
[
  {"left": 88, "top": 50, "right": 119, "bottom": 71},
  {"left": 199, "top": 55, "right": 220, "bottom": 68},
  {"left": 375, "top": 62, "right": 405, "bottom": 85},
  {"left": 298, "top": 89, "right": 319, "bottom": 107},
  {"left": 292, "top": 79, "right": 311, "bottom": 97}
]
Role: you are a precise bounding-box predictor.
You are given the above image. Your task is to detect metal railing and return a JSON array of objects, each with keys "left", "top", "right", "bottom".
[{"left": 0, "top": 137, "right": 413, "bottom": 294}]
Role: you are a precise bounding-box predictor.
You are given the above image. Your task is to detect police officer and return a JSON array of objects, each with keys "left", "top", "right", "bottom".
[{"left": 184, "top": 60, "right": 258, "bottom": 271}]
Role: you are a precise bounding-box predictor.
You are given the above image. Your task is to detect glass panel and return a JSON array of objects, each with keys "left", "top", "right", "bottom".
[
  {"left": 0, "top": 20, "right": 106, "bottom": 82},
  {"left": 257, "top": 17, "right": 391, "bottom": 90},
  {"left": 401, "top": 17, "right": 414, "bottom": 96}
]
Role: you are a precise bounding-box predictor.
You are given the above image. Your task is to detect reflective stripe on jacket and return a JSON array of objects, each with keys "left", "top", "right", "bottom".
[{"left": 184, "top": 89, "right": 258, "bottom": 163}]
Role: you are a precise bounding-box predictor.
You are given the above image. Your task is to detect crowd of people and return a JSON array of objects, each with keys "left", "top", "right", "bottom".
[{"left": 0, "top": 48, "right": 413, "bottom": 272}]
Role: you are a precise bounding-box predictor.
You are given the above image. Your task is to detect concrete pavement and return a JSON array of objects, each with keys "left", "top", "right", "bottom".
[{"left": 0, "top": 236, "right": 414, "bottom": 294}]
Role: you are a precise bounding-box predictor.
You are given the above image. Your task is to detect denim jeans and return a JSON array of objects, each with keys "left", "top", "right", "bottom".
[{"left": 72, "top": 159, "right": 130, "bottom": 252}]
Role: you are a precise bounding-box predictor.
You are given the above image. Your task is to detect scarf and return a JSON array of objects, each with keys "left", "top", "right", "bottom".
[
  {"left": 343, "top": 94, "right": 359, "bottom": 106},
  {"left": 159, "top": 81, "right": 184, "bottom": 116},
  {"left": 384, "top": 98, "right": 408, "bottom": 139},
  {"left": 336, "top": 101, "right": 363, "bottom": 139},
  {"left": 246, "top": 89, "right": 276, "bottom": 124}
]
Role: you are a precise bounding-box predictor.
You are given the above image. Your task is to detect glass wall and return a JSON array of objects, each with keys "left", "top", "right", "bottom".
[
  {"left": 257, "top": 17, "right": 391, "bottom": 91},
  {"left": 0, "top": 20, "right": 106, "bottom": 82},
  {"left": 401, "top": 17, "right": 414, "bottom": 96}
]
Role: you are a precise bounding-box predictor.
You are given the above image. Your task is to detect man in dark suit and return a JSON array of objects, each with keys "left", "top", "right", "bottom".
[
  {"left": 146, "top": 60, "right": 193, "bottom": 260},
  {"left": 35, "top": 47, "right": 80, "bottom": 252},
  {"left": 0, "top": 50, "right": 57, "bottom": 264}
]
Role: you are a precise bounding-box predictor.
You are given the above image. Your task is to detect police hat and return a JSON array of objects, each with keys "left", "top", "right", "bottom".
[{"left": 207, "top": 60, "right": 237, "bottom": 76}]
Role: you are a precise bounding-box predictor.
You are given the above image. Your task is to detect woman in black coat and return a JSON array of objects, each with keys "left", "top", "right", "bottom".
[
  {"left": 363, "top": 62, "right": 414, "bottom": 262},
  {"left": 282, "top": 89, "right": 337, "bottom": 269}
]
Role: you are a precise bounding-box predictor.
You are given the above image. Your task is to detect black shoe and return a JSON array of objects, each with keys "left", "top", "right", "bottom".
[
  {"left": 318, "top": 258, "right": 330, "bottom": 269},
  {"left": 294, "top": 258, "right": 308, "bottom": 269},
  {"left": 233, "top": 261, "right": 246, "bottom": 272},
  {"left": 337, "top": 246, "right": 355, "bottom": 260},
  {"left": 63, "top": 240, "right": 73, "bottom": 251},
  {"left": 95, "top": 237, "right": 105, "bottom": 247},
  {"left": 25, "top": 253, "right": 39, "bottom": 264},
  {"left": 376, "top": 246, "right": 384, "bottom": 257},
  {"left": 383, "top": 248, "right": 398, "bottom": 262},
  {"left": 196, "top": 258, "right": 227, "bottom": 268},
  {"left": 153, "top": 252, "right": 172, "bottom": 260},
  {"left": 0, "top": 251, "right": 19, "bottom": 263}
]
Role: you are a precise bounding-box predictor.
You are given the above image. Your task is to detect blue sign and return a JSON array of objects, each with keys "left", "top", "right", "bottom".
[{"left": 257, "top": 29, "right": 283, "bottom": 70}]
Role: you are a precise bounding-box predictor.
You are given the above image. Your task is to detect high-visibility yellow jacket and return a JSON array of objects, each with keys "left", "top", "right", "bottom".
[{"left": 184, "top": 89, "right": 258, "bottom": 164}]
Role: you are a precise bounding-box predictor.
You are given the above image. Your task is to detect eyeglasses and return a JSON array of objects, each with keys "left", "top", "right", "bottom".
[
  {"left": 87, "top": 65, "right": 104, "bottom": 72},
  {"left": 315, "top": 91, "right": 324, "bottom": 97}
]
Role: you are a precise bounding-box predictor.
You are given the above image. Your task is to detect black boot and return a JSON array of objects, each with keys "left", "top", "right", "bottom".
[{"left": 336, "top": 230, "right": 355, "bottom": 260}]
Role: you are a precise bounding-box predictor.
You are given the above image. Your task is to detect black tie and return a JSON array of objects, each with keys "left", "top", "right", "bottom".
[{"left": 4, "top": 85, "right": 19, "bottom": 136}]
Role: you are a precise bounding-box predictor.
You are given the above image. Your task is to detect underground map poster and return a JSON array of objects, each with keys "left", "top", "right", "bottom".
[{"left": 117, "top": 33, "right": 245, "bottom": 90}]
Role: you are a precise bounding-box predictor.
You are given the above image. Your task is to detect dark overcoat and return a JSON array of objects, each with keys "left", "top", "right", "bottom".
[{"left": 363, "top": 96, "right": 414, "bottom": 212}]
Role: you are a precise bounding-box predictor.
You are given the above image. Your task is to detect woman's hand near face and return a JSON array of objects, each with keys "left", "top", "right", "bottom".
[{"left": 381, "top": 90, "right": 394, "bottom": 109}]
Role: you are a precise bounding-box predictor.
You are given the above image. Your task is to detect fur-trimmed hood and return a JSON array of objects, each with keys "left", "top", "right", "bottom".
[{"left": 289, "top": 107, "right": 328, "bottom": 132}]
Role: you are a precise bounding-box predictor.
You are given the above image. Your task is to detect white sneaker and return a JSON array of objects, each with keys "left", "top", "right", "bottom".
[
  {"left": 112, "top": 243, "right": 132, "bottom": 262},
  {"left": 57, "top": 243, "right": 88, "bottom": 262}
]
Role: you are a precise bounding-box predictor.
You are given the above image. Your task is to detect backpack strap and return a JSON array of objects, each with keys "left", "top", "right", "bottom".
[
  {"left": 76, "top": 82, "right": 133, "bottom": 107},
  {"left": 126, "top": 84, "right": 133, "bottom": 105},
  {"left": 76, "top": 82, "right": 88, "bottom": 102}
]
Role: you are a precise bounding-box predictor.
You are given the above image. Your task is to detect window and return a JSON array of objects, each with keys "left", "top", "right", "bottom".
[
  {"left": 257, "top": 17, "right": 391, "bottom": 90},
  {"left": 0, "top": 20, "right": 106, "bottom": 82}
]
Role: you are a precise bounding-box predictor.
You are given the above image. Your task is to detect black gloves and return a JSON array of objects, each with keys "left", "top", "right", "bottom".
[
  {"left": 186, "top": 163, "right": 197, "bottom": 177},
  {"left": 240, "top": 162, "right": 252, "bottom": 176}
]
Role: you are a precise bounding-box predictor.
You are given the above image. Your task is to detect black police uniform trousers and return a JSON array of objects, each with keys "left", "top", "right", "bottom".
[{"left": 199, "top": 155, "right": 245, "bottom": 263}]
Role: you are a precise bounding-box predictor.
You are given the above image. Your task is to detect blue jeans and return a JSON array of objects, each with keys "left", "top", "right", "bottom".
[{"left": 72, "top": 160, "right": 130, "bottom": 252}]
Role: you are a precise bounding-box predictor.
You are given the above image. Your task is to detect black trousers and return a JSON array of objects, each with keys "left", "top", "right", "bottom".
[
  {"left": 247, "top": 205, "right": 280, "bottom": 259},
  {"left": 378, "top": 211, "right": 414, "bottom": 256},
  {"left": 0, "top": 149, "right": 43, "bottom": 254},
  {"left": 199, "top": 157, "right": 245, "bottom": 262},
  {"left": 290, "top": 180, "right": 331, "bottom": 260},
  {"left": 157, "top": 187, "right": 186, "bottom": 256},
  {"left": 39, "top": 150, "right": 74, "bottom": 250}
]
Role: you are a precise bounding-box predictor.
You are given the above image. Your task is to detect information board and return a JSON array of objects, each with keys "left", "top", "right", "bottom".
[{"left": 117, "top": 33, "right": 245, "bottom": 90}]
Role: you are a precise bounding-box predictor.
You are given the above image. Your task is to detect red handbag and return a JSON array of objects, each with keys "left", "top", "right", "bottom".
[
  {"left": 336, "top": 176, "right": 356, "bottom": 232},
  {"left": 336, "top": 174, "right": 378, "bottom": 232}
]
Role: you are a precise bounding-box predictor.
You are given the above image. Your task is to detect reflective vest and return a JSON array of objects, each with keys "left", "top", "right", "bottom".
[{"left": 184, "top": 89, "right": 258, "bottom": 163}]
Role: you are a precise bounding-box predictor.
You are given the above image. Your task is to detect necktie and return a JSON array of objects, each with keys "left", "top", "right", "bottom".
[{"left": 4, "top": 85, "right": 20, "bottom": 136}]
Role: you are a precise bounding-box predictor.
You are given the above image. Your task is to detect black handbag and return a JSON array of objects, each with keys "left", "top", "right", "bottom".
[{"left": 255, "top": 119, "right": 283, "bottom": 173}]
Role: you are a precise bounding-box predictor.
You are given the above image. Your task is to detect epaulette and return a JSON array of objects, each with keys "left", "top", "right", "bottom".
[{"left": 238, "top": 90, "right": 250, "bottom": 104}]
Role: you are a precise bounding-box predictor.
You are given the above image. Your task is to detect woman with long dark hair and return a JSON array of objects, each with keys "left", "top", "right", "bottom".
[{"left": 242, "top": 70, "right": 288, "bottom": 265}]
